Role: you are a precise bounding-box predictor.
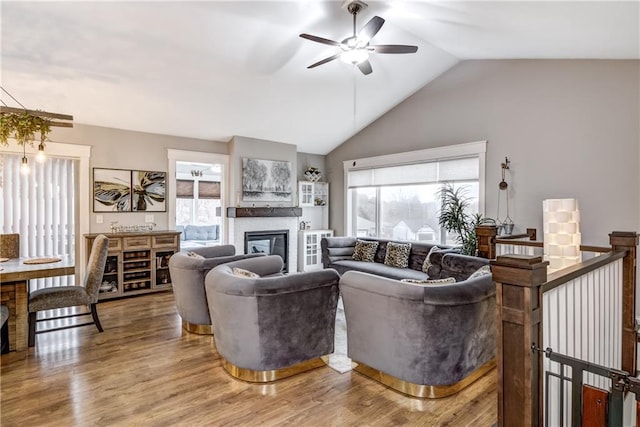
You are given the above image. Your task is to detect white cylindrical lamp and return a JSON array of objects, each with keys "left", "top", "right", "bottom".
[{"left": 543, "top": 198, "right": 581, "bottom": 272}]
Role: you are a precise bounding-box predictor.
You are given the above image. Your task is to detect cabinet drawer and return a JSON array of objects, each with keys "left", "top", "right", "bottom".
[
  {"left": 106, "top": 238, "right": 122, "bottom": 251},
  {"left": 152, "top": 234, "right": 178, "bottom": 248},
  {"left": 123, "top": 236, "right": 151, "bottom": 250}
]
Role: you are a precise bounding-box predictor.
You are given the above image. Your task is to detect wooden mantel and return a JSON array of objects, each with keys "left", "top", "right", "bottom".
[{"left": 227, "top": 207, "right": 302, "bottom": 218}]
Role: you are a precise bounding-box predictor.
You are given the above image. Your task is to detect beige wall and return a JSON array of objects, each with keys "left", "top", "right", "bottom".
[
  {"left": 50, "top": 123, "right": 228, "bottom": 233},
  {"left": 327, "top": 59, "right": 640, "bottom": 246}
]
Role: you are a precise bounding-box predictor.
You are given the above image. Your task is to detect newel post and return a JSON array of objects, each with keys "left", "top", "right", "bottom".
[
  {"left": 476, "top": 225, "right": 498, "bottom": 259},
  {"left": 609, "top": 231, "right": 639, "bottom": 375},
  {"left": 491, "top": 255, "right": 549, "bottom": 427}
]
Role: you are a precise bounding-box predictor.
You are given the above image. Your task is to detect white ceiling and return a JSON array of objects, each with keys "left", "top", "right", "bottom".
[{"left": 1, "top": 1, "right": 638, "bottom": 155}]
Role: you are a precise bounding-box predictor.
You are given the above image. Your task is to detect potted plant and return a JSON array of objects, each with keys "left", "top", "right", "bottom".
[{"left": 437, "top": 183, "right": 487, "bottom": 256}]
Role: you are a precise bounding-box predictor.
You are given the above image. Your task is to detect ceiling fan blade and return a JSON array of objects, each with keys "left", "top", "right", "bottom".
[
  {"left": 358, "top": 16, "right": 385, "bottom": 41},
  {"left": 307, "top": 53, "right": 342, "bottom": 69},
  {"left": 370, "top": 45, "right": 419, "bottom": 54},
  {"left": 299, "top": 33, "right": 341, "bottom": 47},
  {"left": 357, "top": 59, "right": 373, "bottom": 75}
]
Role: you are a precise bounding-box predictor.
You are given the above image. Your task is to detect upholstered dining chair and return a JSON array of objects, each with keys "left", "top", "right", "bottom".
[
  {"left": 0, "top": 233, "right": 20, "bottom": 259},
  {"left": 28, "top": 234, "right": 110, "bottom": 347}
]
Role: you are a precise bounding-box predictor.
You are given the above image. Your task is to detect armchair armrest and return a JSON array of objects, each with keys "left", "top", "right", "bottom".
[{"left": 200, "top": 253, "right": 265, "bottom": 271}]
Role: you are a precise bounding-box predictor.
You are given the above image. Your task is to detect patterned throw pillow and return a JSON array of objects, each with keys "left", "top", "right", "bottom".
[
  {"left": 352, "top": 240, "right": 379, "bottom": 262},
  {"left": 232, "top": 267, "right": 260, "bottom": 279},
  {"left": 421, "top": 246, "right": 441, "bottom": 273},
  {"left": 400, "top": 277, "right": 456, "bottom": 285},
  {"left": 187, "top": 251, "right": 205, "bottom": 259},
  {"left": 383, "top": 242, "right": 412, "bottom": 268},
  {"left": 468, "top": 265, "right": 492, "bottom": 279}
]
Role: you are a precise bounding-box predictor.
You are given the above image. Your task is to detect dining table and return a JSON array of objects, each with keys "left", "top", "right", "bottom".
[{"left": 0, "top": 255, "right": 75, "bottom": 355}]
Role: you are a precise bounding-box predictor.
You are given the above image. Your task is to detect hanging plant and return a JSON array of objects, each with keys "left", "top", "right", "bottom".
[{"left": 0, "top": 111, "right": 51, "bottom": 147}]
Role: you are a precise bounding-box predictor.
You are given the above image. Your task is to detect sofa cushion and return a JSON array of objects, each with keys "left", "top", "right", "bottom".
[
  {"left": 187, "top": 251, "right": 205, "bottom": 259},
  {"left": 352, "top": 240, "right": 379, "bottom": 262},
  {"left": 232, "top": 267, "right": 260, "bottom": 279},
  {"left": 331, "top": 260, "right": 429, "bottom": 281},
  {"left": 468, "top": 264, "right": 492, "bottom": 279},
  {"left": 383, "top": 242, "right": 411, "bottom": 268},
  {"left": 421, "top": 245, "right": 441, "bottom": 273},
  {"left": 400, "top": 277, "right": 456, "bottom": 285},
  {"left": 185, "top": 225, "right": 218, "bottom": 241},
  {"left": 176, "top": 225, "right": 186, "bottom": 241}
]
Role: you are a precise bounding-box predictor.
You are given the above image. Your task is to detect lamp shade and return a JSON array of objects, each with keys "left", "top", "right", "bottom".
[{"left": 543, "top": 198, "right": 581, "bottom": 272}]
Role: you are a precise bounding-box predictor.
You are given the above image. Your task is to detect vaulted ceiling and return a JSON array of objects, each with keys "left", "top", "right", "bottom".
[{"left": 1, "top": 1, "right": 638, "bottom": 154}]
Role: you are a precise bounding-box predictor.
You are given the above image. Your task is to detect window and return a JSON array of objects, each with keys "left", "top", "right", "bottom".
[
  {"left": 345, "top": 142, "right": 486, "bottom": 245},
  {"left": 175, "top": 162, "right": 222, "bottom": 227},
  {"left": 0, "top": 153, "right": 76, "bottom": 288}
]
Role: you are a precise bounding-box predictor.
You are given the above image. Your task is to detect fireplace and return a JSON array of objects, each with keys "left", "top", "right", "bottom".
[{"left": 244, "top": 230, "right": 289, "bottom": 273}]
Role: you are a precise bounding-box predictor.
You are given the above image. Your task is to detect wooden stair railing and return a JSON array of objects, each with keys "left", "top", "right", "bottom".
[{"left": 488, "top": 230, "right": 638, "bottom": 427}]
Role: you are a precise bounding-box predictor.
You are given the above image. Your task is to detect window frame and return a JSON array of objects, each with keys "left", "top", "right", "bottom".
[{"left": 343, "top": 141, "right": 487, "bottom": 239}]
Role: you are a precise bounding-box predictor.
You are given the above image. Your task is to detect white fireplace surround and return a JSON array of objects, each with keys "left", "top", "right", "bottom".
[{"left": 228, "top": 217, "right": 299, "bottom": 272}]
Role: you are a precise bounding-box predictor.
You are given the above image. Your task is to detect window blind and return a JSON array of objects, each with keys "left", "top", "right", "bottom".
[
  {"left": 0, "top": 154, "right": 76, "bottom": 289},
  {"left": 347, "top": 156, "right": 479, "bottom": 188}
]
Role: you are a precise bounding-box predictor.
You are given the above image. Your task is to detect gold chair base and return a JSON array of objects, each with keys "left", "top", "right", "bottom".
[
  {"left": 182, "top": 320, "right": 212, "bottom": 335},
  {"left": 353, "top": 359, "right": 496, "bottom": 398},
  {"left": 222, "top": 357, "right": 326, "bottom": 383}
]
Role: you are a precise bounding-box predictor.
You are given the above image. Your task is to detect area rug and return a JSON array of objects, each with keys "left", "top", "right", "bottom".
[{"left": 321, "top": 297, "right": 357, "bottom": 374}]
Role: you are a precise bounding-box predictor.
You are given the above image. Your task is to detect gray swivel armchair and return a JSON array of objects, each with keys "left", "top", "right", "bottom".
[
  {"left": 28, "top": 234, "right": 109, "bottom": 347},
  {"left": 340, "top": 270, "right": 496, "bottom": 398},
  {"left": 168, "top": 245, "right": 264, "bottom": 334},
  {"left": 205, "top": 255, "right": 341, "bottom": 382}
]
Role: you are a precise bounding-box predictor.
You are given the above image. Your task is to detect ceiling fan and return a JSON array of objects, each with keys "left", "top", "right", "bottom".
[{"left": 299, "top": 0, "right": 418, "bottom": 75}]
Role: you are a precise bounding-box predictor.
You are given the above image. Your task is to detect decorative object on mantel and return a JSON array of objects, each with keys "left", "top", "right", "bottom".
[
  {"left": 304, "top": 167, "right": 322, "bottom": 182},
  {"left": 0, "top": 86, "right": 74, "bottom": 175},
  {"left": 242, "top": 158, "right": 292, "bottom": 202},
  {"left": 495, "top": 157, "right": 514, "bottom": 235}
]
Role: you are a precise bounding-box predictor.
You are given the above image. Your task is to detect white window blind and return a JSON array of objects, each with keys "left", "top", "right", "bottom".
[
  {"left": 1, "top": 153, "right": 76, "bottom": 289},
  {"left": 348, "top": 156, "right": 479, "bottom": 188}
]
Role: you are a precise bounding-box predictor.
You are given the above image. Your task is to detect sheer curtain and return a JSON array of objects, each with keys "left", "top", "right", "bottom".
[{"left": 1, "top": 153, "right": 76, "bottom": 289}]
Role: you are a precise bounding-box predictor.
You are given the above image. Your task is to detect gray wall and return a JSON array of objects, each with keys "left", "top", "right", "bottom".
[
  {"left": 51, "top": 123, "right": 227, "bottom": 233},
  {"left": 326, "top": 60, "right": 639, "bottom": 246}
]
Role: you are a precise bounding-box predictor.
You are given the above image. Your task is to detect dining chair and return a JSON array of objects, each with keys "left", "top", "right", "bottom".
[
  {"left": 0, "top": 234, "right": 20, "bottom": 259},
  {"left": 28, "top": 234, "right": 109, "bottom": 347}
]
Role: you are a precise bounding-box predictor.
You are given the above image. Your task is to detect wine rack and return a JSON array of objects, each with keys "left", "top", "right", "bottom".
[{"left": 85, "top": 231, "right": 180, "bottom": 300}]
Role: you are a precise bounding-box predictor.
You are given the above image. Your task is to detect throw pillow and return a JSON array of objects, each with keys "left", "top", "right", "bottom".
[
  {"left": 468, "top": 265, "right": 492, "bottom": 279},
  {"left": 421, "top": 246, "right": 441, "bottom": 273},
  {"left": 352, "top": 240, "right": 379, "bottom": 263},
  {"left": 383, "top": 242, "right": 412, "bottom": 268},
  {"left": 232, "top": 267, "right": 260, "bottom": 279},
  {"left": 186, "top": 251, "right": 204, "bottom": 259},
  {"left": 400, "top": 277, "right": 456, "bottom": 285}
]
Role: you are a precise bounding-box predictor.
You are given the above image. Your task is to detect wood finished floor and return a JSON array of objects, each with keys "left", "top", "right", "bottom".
[{"left": 1, "top": 292, "right": 497, "bottom": 426}]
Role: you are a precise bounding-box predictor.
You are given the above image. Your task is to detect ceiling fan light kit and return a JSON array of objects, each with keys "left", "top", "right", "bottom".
[{"left": 300, "top": 1, "right": 418, "bottom": 75}]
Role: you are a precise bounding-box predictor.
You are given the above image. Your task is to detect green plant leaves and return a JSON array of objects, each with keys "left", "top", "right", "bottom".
[{"left": 0, "top": 112, "right": 51, "bottom": 147}]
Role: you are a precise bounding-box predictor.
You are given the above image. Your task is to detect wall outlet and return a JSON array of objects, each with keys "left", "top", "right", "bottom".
[
  {"left": 96, "top": 215, "right": 103, "bottom": 224},
  {"left": 145, "top": 215, "right": 155, "bottom": 223}
]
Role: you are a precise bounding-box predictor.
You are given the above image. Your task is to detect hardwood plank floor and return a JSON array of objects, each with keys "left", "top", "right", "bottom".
[{"left": 1, "top": 292, "right": 497, "bottom": 426}]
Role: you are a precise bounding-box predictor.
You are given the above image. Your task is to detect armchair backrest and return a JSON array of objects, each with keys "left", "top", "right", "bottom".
[{"left": 84, "top": 235, "right": 110, "bottom": 302}]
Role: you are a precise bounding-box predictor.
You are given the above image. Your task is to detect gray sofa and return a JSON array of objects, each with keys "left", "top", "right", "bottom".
[
  {"left": 176, "top": 225, "right": 220, "bottom": 250},
  {"left": 205, "top": 255, "right": 341, "bottom": 382},
  {"left": 168, "top": 245, "right": 264, "bottom": 334},
  {"left": 321, "top": 236, "right": 486, "bottom": 281},
  {"left": 339, "top": 269, "right": 496, "bottom": 398}
]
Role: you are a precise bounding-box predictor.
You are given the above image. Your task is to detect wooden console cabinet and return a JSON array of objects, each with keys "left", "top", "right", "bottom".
[{"left": 84, "top": 231, "right": 181, "bottom": 300}]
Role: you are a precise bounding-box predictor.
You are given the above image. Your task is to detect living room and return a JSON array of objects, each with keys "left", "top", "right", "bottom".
[{"left": 1, "top": 1, "right": 639, "bottom": 426}]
